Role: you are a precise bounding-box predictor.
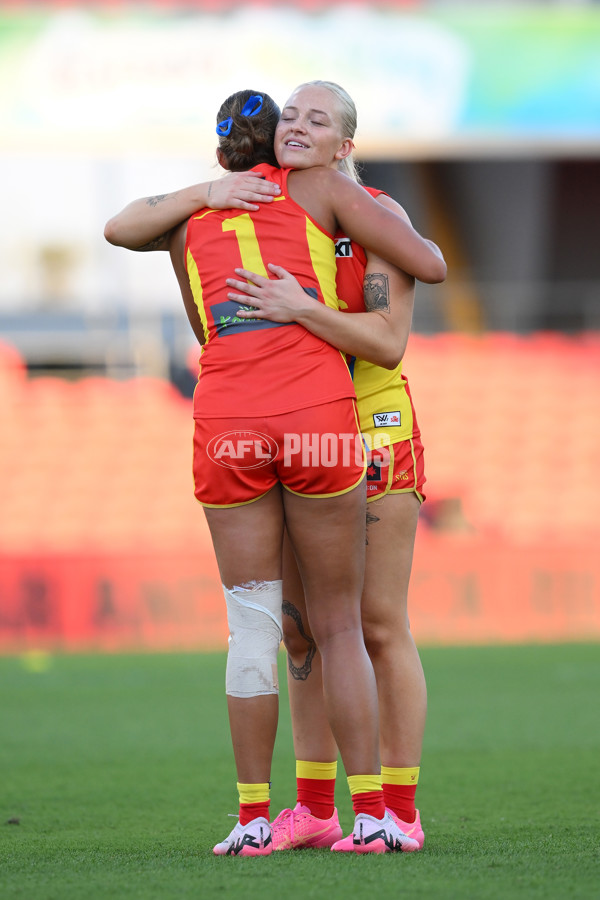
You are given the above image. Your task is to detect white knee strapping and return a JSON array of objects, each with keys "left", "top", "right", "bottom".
[{"left": 224, "top": 580, "right": 283, "bottom": 698}]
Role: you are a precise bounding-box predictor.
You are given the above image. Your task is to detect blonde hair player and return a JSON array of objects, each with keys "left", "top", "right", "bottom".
[{"left": 227, "top": 81, "right": 430, "bottom": 852}]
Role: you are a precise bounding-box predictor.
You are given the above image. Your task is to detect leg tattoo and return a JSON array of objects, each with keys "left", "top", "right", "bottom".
[
  {"left": 283, "top": 600, "right": 316, "bottom": 681},
  {"left": 366, "top": 508, "right": 380, "bottom": 545}
]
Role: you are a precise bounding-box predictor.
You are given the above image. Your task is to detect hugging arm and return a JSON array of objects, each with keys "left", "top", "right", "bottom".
[
  {"left": 103, "top": 172, "right": 281, "bottom": 251},
  {"left": 353, "top": 194, "right": 415, "bottom": 364},
  {"left": 331, "top": 173, "right": 446, "bottom": 284},
  {"left": 227, "top": 196, "right": 416, "bottom": 369},
  {"left": 168, "top": 223, "right": 206, "bottom": 346},
  {"left": 292, "top": 167, "right": 446, "bottom": 284}
]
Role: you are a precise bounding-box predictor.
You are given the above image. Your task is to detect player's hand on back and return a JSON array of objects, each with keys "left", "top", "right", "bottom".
[
  {"left": 208, "top": 172, "right": 280, "bottom": 212},
  {"left": 227, "top": 264, "right": 314, "bottom": 322}
]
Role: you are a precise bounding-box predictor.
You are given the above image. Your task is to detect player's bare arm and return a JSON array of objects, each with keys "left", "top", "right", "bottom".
[
  {"left": 290, "top": 167, "right": 446, "bottom": 284},
  {"left": 168, "top": 223, "right": 206, "bottom": 346},
  {"left": 227, "top": 248, "right": 415, "bottom": 370},
  {"left": 364, "top": 273, "right": 390, "bottom": 313},
  {"left": 104, "top": 172, "right": 281, "bottom": 252}
]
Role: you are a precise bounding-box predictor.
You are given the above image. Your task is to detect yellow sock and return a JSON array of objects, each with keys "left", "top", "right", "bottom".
[
  {"left": 296, "top": 760, "right": 337, "bottom": 818},
  {"left": 237, "top": 782, "right": 270, "bottom": 826},
  {"left": 381, "top": 766, "right": 420, "bottom": 822},
  {"left": 347, "top": 773, "right": 385, "bottom": 819}
]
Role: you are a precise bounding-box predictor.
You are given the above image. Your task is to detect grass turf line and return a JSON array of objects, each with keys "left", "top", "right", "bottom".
[{"left": 1, "top": 645, "right": 598, "bottom": 899}]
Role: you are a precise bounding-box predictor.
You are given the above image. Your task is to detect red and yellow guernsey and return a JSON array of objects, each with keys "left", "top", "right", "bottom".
[
  {"left": 334, "top": 186, "right": 420, "bottom": 448},
  {"left": 185, "top": 163, "right": 354, "bottom": 418}
]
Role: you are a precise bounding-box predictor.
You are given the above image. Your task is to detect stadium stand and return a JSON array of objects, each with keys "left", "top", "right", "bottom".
[
  {"left": 2, "top": 333, "right": 599, "bottom": 551},
  {"left": 402, "top": 332, "right": 600, "bottom": 544},
  {"left": 1, "top": 333, "right": 598, "bottom": 650},
  {"left": 0, "top": 343, "right": 199, "bottom": 554}
]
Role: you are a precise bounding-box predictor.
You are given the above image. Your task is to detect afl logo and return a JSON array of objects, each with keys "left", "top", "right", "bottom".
[{"left": 207, "top": 430, "right": 279, "bottom": 469}]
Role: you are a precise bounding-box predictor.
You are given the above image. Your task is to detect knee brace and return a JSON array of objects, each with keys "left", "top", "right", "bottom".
[{"left": 224, "top": 580, "right": 283, "bottom": 698}]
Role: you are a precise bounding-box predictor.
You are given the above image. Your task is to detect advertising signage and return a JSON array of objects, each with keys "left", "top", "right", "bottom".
[{"left": 1, "top": 4, "right": 598, "bottom": 157}]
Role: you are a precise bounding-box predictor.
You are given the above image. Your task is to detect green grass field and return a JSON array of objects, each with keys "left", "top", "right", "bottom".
[{"left": 1, "top": 644, "right": 598, "bottom": 899}]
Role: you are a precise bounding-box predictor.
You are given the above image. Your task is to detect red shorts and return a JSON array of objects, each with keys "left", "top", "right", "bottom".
[
  {"left": 193, "top": 399, "right": 366, "bottom": 508},
  {"left": 365, "top": 434, "right": 426, "bottom": 502}
]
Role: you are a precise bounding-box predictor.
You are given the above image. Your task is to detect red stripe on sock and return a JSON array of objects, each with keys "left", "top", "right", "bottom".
[
  {"left": 239, "top": 800, "right": 270, "bottom": 826},
  {"left": 297, "top": 777, "right": 336, "bottom": 820},
  {"left": 383, "top": 783, "right": 417, "bottom": 823},
  {"left": 351, "top": 790, "right": 385, "bottom": 819}
]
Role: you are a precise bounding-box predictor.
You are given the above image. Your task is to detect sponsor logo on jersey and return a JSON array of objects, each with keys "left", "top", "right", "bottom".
[
  {"left": 335, "top": 238, "right": 353, "bottom": 258},
  {"left": 373, "top": 411, "right": 401, "bottom": 428},
  {"left": 366, "top": 462, "right": 381, "bottom": 482},
  {"left": 212, "top": 289, "right": 317, "bottom": 336},
  {"left": 211, "top": 300, "right": 290, "bottom": 336},
  {"left": 366, "top": 447, "right": 391, "bottom": 484}
]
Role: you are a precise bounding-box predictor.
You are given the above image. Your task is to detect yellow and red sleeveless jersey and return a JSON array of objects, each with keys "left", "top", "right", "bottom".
[
  {"left": 334, "top": 186, "right": 419, "bottom": 447},
  {"left": 185, "top": 164, "right": 354, "bottom": 417}
]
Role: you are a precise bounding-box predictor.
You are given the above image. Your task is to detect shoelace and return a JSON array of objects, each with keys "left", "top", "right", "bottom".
[{"left": 271, "top": 808, "right": 297, "bottom": 844}]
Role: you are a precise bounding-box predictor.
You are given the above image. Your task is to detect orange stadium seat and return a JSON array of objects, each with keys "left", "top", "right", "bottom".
[
  {"left": 1, "top": 334, "right": 598, "bottom": 553},
  {"left": 404, "top": 333, "right": 600, "bottom": 542},
  {"left": 0, "top": 360, "right": 197, "bottom": 553}
]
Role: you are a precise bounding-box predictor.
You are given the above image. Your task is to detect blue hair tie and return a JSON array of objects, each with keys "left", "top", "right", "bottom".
[
  {"left": 216, "top": 94, "right": 263, "bottom": 136},
  {"left": 216, "top": 117, "right": 233, "bottom": 137},
  {"left": 240, "top": 95, "right": 263, "bottom": 117}
]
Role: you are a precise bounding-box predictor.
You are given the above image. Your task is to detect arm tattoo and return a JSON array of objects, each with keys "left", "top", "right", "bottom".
[
  {"left": 283, "top": 600, "right": 316, "bottom": 681},
  {"left": 207, "top": 182, "right": 213, "bottom": 199},
  {"left": 136, "top": 230, "right": 173, "bottom": 252},
  {"left": 145, "top": 194, "right": 168, "bottom": 207},
  {"left": 365, "top": 508, "right": 380, "bottom": 545},
  {"left": 364, "top": 273, "right": 390, "bottom": 313}
]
